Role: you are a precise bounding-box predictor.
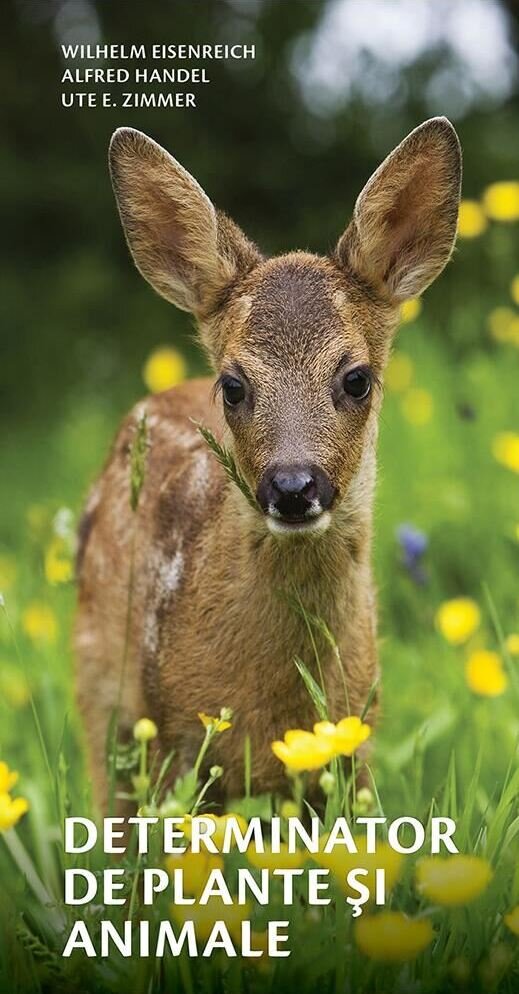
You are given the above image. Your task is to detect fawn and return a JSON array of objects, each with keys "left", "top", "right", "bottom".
[{"left": 76, "top": 118, "right": 461, "bottom": 810}]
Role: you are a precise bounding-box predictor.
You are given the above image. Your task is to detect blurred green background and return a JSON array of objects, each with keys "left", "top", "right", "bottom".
[{"left": 1, "top": 0, "right": 519, "bottom": 795}]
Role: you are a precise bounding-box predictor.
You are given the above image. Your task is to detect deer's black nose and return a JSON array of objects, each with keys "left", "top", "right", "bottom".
[{"left": 257, "top": 464, "right": 335, "bottom": 522}]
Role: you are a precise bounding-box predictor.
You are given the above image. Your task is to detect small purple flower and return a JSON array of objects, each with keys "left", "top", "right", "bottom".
[{"left": 396, "top": 524, "right": 428, "bottom": 585}]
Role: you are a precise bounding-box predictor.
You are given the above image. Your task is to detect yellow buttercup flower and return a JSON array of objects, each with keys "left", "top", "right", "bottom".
[
  {"left": 493, "top": 432, "right": 519, "bottom": 473},
  {"left": 401, "top": 388, "right": 433, "bottom": 426},
  {"left": 143, "top": 346, "right": 187, "bottom": 394},
  {"left": 171, "top": 896, "right": 250, "bottom": 942},
  {"left": 182, "top": 813, "right": 248, "bottom": 852},
  {"left": 400, "top": 298, "right": 422, "bottom": 323},
  {"left": 511, "top": 275, "right": 519, "bottom": 306},
  {"left": 0, "top": 793, "right": 29, "bottom": 832},
  {"left": 0, "top": 666, "right": 30, "bottom": 708},
  {"left": 133, "top": 718, "right": 158, "bottom": 742},
  {"left": 504, "top": 906, "right": 519, "bottom": 936},
  {"left": 198, "top": 711, "right": 232, "bottom": 733},
  {"left": 21, "top": 602, "right": 58, "bottom": 645},
  {"left": 385, "top": 353, "right": 414, "bottom": 393},
  {"left": 457, "top": 200, "right": 487, "bottom": 238},
  {"left": 165, "top": 849, "right": 223, "bottom": 896},
  {"left": 487, "top": 307, "right": 517, "bottom": 343},
  {"left": 44, "top": 536, "right": 73, "bottom": 585},
  {"left": 0, "top": 553, "right": 17, "bottom": 592},
  {"left": 355, "top": 911, "right": 433, "bottom": 962},
  {"left": 505, "top": 634, "right": 519, "bottom": 656},
  {"left": 246, "top": 841, "right": 305, "bottom": 871},
  {"left": 465, "top": 650, "right": 508, "bottom": 697},
  {"left": 436, "top": 597, "right": 480, "bottom": 645},
  {"left": 314, "top": 835, "right": 402, "bottom": 899},
  {"left": 271, "top": 730, "right": 334, "bottom": 773},
  {"left": 313, "top": 716, "right": 371, "bottom": 757},
  {"left": 483, "top": 181, "right": 519, "bottom": 222},
  {"left": 416, "top": 855, "right": 492, "bottom": 906},
  {"left": 0, "top": 762, "right": 19, "bottom": 793}
]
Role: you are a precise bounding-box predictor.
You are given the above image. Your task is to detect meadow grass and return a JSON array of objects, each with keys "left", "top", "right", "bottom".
[{"left": 1, "top": 319, "right": 519, "bottom": 992}]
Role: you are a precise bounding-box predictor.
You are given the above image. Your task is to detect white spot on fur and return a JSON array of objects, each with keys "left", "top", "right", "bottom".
[
  {"left": 187, "top": 447, "right": 210, "bottom": 496},
  {"left": 159, "top": 548, "right": 184, "bottom": 594},
  {"left": 144, "top": 544, "right": 184, "bottom": 657}
]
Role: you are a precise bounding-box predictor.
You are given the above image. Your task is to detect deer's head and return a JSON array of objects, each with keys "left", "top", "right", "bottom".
[{"left": 110, "top": 119, "right": 461, "bottom": 536}]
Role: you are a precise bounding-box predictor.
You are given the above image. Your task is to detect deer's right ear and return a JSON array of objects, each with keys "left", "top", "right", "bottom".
[{"left": 109, "top": 128, "right": 261, "bottom": 317}]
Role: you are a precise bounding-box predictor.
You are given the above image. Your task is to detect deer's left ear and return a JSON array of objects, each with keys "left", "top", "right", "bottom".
[{"left": 336, "top": 117, "right": 461, "bottom": 301}]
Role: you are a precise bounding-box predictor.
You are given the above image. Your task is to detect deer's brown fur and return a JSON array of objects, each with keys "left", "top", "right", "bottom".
[{"left": 76, "top": 119, "right": 461, "bottom": 809}]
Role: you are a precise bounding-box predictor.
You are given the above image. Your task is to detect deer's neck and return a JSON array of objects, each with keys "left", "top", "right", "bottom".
[{"left": 207, "top": 453, "right": 376, "bottom": 651}]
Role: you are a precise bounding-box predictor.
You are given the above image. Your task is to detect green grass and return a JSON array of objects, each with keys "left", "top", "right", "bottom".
[{"left": 1, "top": 319, "right": 519, "bottom": 992}]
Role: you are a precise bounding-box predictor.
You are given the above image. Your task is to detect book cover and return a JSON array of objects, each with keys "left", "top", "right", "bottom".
[{"left": 1, "top": 1, "right": 519, "bottom": 991}]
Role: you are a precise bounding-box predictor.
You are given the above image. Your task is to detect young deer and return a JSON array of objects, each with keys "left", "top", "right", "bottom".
[{"left": 76, "top": 118, "right": 461, "bottom": 810}]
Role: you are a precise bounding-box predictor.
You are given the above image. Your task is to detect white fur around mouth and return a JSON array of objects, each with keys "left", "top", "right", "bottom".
[{"left": 266, "top": 511, "right": 331, "bottom": 536}]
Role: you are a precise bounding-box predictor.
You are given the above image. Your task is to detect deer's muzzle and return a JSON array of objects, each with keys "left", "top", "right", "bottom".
[{"left": 256, "top": 463, "right": 336, "bottom": 534}]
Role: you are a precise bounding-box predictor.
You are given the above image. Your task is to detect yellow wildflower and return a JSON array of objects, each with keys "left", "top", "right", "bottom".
[
  {"left": 143, "top": 346, "right": 187, "bottom": 394},
  {"left": 385, "top": 353, "right": 414, "bottom": 393},
  {"left": 246, "top": 842, "right": 305, "bottom": 871},
  {"left": 401, "top": 388, "right": 433, "bottom": 426},
  {"left": 171, "top": 896, "right": 250, "bottom": 942},
  {"left": 400, "top": 298, "right": 422, "bottom": 323},
  {"left": 487, "top": 307, "right": 517, "bottom": 343},
  {"left": 0, "top": 666, "right": 30, "bottom": 708},
  {"left": 0, "top": 793, "right": 29, "bottom": 832},
  {"left": 435, "top": 597, "right": 480, "bottom": 645},
  {"left": 483, "top": 181, "right": 519, "bottom": 222},
  {"left": 504, "top": 906, "right": 519, "bottom": 936},
  {"left": 0, "top": 762, "right": 19, "bottom": 793},
  {"left": 165, "top": 849, "right": 223, "bottom": 896},
  {"left": 511, "top": 274, "right": 519, "bottom": 306},
  {"left": 279, "top": 800, "right": 301, "bottom": 819},
  {"left": 0, "top": 553, "right": 17, "bottom": 592},
  {"left": 22, "top": 602, "right": 58, "bottom": 645},
  {"left": 313, "top": 716, "right": 371, "bottom": 757},
  {"left": 355, "top": 911, "right": 433, "bottom": 962},
  {"left": 457, "top": 200, "right": 487, "bottom": 238},
  {"left": 416, "top": 855, "right": 492, "bottom": 906},
  {"left": 493, "top": 432, "right": 519, "bottom": 473},
  {"left": 44, "top": 536, "right": 73, "bottom": 585},
  {"left": 182, "top": 813, "right": 248, "bottom": 852},
  {"left": 198, "top": 711, "right": 232, "bottom": 733},
  {"left": 465, "top": 650, "right": 508, "bottom": 697},
  {"left": 133, "top": 718, "right": 158, "bottom": 742},
  {"left": 507, "top": 320, "right": 519, "bottom": 347},
  {"left": 314, "top": 835, "right": 402, "bottom": 898},
  {"left": 271, "top": 730, "right": 334, "bottom": 773},
  {"left": 505, "top": 634, "right": 519, "bottom": 656}
]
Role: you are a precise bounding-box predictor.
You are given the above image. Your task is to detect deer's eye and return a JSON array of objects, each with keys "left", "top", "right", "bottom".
[
  {"left": 343, "top": 367, "right": 372, "bottom": 400},
  {"left": 222, "top": 375, "right": 245, "bottom": 407}
]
